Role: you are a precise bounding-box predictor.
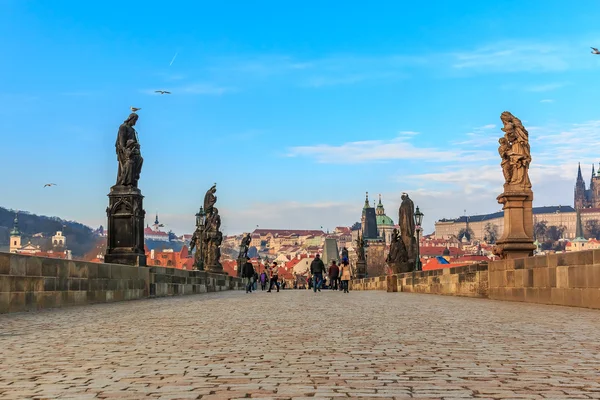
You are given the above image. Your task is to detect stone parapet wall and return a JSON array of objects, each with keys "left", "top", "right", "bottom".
[
  {"left": 351, "top": 264, "right": 488, "bottom": 298},
  {"left": 0, "top": 252, "right": 243, "bottom": 314},
  {"left": 149, "top": 267, "right": 244, "bottom": 296},
  {"left": 488, "top": 249, "right": 600, "bottom": 309}
]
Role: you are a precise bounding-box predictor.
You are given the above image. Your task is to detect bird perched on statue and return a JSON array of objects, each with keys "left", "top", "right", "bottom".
[
  {"left": 155, "top": 90, "right": 171, "bottom": 95},
  {"left": 130, "top": 106, "right": 142, "bottom": 112},
  {"left": 591, "top": 47, "right": 600, "bottom": 54},
  {"left": 43, "top": 183, "right": 57, "bottom": 188}
]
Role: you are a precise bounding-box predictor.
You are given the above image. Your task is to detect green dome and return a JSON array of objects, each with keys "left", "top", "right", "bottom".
[{"left": 376, "top": 214, "right": 394, "bottom": 226}]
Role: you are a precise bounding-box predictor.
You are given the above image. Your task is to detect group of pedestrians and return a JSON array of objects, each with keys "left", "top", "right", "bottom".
[
  {"left": 310, "top": 254, "right": 352, "bottom": 293},
  {"left": 241, "top": 258, "right": 282, "bottom": 293},
  {"left": 242, "top": 254, "right": 352, "bottom": 294}
]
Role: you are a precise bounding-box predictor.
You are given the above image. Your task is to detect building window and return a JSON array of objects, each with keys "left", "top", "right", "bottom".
[
  {"left": 13, "top": 240, "right": 16, "bottom": 246},
  {"left": 54, "top": 240, "right": 58, "bottom": 245},
  {"left": 167, "top": 260, "right": 173, "bottom": 267}
]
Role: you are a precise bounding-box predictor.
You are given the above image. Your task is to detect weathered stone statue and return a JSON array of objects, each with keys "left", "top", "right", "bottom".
[
  {"left": 190, "top": 227, "right": 204, "bottom": 270},
  {"left": 238, "top": 233, "right": 252, "bottom": 259},
  {"left": 356, "top": 233, "right": 365, "bottom": 261},
  {"left": 202, "top": 185, "right": 224, "bottom": 273},
  {"left": 105, "top": 111, "right": 146, "bottom": 266},
  {"left": 499, "top": 111, "right": 532, "bottom": 188},
  {"left": 386, "top": 228, "right": 409, "bottom": 273},
  {"left": 398, "top": 193, "right": 417, "bottom": 271},
  {"left": 493, "top": 111, "right": 536, "bottom": 259},
  {"left": 116, "top": 113, "right": 144, "bottom": 187}
]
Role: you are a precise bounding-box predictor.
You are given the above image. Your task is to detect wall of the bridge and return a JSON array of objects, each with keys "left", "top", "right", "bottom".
[
  {"left": 488, "top": 249, "right": 600, "bottom": 309},
  {"left": 0, "top": 252, "right": 243, "bottom": 314},
  {"left": 351, "top": 264, "right": 489, "bottom": 298}
]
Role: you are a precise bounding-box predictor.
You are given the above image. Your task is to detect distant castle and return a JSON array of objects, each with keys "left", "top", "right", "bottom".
[{"left": 574, "top": 163, "right": 600, "bottom": 209}]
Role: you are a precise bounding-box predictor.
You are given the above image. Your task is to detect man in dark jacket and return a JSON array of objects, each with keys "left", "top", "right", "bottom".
[
  {"left": 242, "top": 257, "right": 255, "bottom": 293},
  {"left": 310, "top": 254, "right": 326, "bottom": 293}
]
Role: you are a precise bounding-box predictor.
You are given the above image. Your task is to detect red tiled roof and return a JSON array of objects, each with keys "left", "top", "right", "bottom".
[
  {"left": 144, "top": 227, "right": 168, "bottom": 236},
  {"left": 253, "top": 229, "right": 325, "bottom": 236},
  {"left": 420, "top": 246, "right": 464, "bottom": 257}
]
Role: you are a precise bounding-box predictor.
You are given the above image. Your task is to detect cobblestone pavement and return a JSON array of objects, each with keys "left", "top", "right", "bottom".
[{"left": 2, "top": 290, "right": 600, "bottom": 400}]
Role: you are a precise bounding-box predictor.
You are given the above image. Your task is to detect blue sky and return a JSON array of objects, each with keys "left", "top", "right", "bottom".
[{"left": 3, "top": 0, "right": 600, "bottom": 235}]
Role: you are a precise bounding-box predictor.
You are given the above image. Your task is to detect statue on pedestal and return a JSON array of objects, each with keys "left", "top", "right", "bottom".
[
  {"left": 105, "top": 110, "right": 146, "bottom": 266},
  {"left": 190, "top": 228, "right": 204, "bottom": 270},
  {"left": 202, "top": 185, "right": 224, "bottom": 273},
  {"left": 398, "top": 192, "right": 417, "bottom": 271},
  {"left": 494, "top": 111, "right": 536, "bottom": 259}
]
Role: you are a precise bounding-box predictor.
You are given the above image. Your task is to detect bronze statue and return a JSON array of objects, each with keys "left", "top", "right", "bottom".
[
  {"left": 116, "top": 113, "right": 143, "bottom": 187},
  {"left": 238, "top": 233, "right": 252, "bottom": 259},
  {"left": 399, "top": 193, "right": 417, "bottom": 263},
  {"left": 499, "top": 111, "right": 531, "bottom": 188}
]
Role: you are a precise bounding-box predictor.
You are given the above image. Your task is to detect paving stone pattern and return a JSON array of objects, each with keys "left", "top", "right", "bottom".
[{"left": 1, "top": 291, "right": 600, "bottom": 399}]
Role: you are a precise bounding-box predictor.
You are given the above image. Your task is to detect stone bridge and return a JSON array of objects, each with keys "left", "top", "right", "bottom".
[{"left": 2, "top": 251, "right": 600, "bottom": 399}]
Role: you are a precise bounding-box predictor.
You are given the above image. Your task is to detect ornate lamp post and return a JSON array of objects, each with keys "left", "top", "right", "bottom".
[{"left": 414, "top": 206, "right": 424, "bottom": 271}]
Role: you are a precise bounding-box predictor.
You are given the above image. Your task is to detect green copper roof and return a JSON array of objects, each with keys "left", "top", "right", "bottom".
[
  {"left": 10, "top": 214, "right": 20, "bottom": 236},
  {"left": 376, "top": 214, "right": 394, "bottom": 226}
]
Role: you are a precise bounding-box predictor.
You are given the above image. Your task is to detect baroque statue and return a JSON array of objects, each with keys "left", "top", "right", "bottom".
[
  {"left": 201, "top": 185, "right": 223, "bottom": 272},
  {"left": 398, "top": 192, "right": 417, "bottom": 268},
  {"left": 190, "top": 227, "right": 204, "bottom": 270},
  {"left": 356, "top": 233, "right": 365, "bottom": 261},
  {"left": 386, "top": 228, "right": 409, "bottom": 273},
  {"left": 238, "top": 233, "right": 252, "bottom": 259},
  {"left": 115, "top": 113, "right": 144, "bottom": 187},
  {"left": 498, "top": 111, "right": 531, "bottom": 189}
]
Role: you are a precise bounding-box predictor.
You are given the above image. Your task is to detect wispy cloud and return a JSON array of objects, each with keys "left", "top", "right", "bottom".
[
  {"left": 524, "top": 82, "right": 569, "bottom": 92},
  {"left": 287, "top": 134, "right": 493, "bottom": 164},
  {"left": 540, "top": 99, "right": 554, "bottom": 103}
]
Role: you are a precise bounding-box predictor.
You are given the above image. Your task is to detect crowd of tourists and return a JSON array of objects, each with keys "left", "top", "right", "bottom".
[{"left": 240, "top": 253, "right": 352, "bottom": 294}]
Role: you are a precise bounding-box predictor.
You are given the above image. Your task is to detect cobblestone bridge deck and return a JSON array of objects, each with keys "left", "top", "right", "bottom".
[{"left": 1, "top": 290, "right": 600, "bottom": 399}]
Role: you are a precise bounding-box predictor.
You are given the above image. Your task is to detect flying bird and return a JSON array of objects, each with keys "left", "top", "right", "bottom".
[
  {"left": 155, "top": 90, "right": 171, "bottom": 95},
  {"left": 43, "top": 183, "right": 57, "bottom": 188},
  {"left": 591, "top": 47, "right": 600, "bottom": 54},
  {"left": 130, "top": 106, "right": 142, "bottom": 112}
]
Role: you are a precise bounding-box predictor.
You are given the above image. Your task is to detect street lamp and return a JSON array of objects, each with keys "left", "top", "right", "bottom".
[
  {"left": 195, "top": 206, "right": 206, "bottom": 228},
  {"left": 414, "top": 206, "right": 424, "bottom": 271}
]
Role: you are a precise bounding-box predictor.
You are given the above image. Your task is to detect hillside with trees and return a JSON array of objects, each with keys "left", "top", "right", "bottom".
[{"left": 0, "top": 207, "right": 98, "bottom": 257}]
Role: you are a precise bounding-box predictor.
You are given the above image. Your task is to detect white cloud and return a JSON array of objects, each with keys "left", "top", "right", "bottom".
[
  {"left": 540, "top": 99, "right": 554, "bottom": 103},
  {"left": 288, "top": 134, "right": 493, "bottom": 164},
  {"left": 525, "top": 82, "right": 568, "bottom": 92}
]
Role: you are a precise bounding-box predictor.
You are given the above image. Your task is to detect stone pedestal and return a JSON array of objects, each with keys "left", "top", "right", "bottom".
[
  {"left": 355, "top": 260, "right": 367, "bottom": 279},
  {"left": 494, "top": 188, "right": 536, "bottom": 259},
  {"left": 104, "top": 185, "right": 147, "bottom": 266},
  {"left": 206, "top": 263, "right": 224, "bottom": 274}
]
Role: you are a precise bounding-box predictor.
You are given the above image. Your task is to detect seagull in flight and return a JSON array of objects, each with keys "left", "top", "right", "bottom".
[
  {"left": 44, "top": 183, "right": 57, "bottom": 188},
  {"left": 155, "top": 90, "right": 171, "bottom": 95},
  {"left": 130, "top": 106, "right": 142, "bottom": 112},
  {"left": 591, "top": 47, "right": 600, "bottom": 54}
]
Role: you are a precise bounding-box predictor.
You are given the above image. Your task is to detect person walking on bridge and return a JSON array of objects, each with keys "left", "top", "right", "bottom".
[
  {"left": 340, "top": 258, "right": 351, "bottom": 293},
  {"left": 310, "top": 254, "right": 326, "bottom": 292},
  {"left": 242, "top": 257, "right": 255, "bottom": 293},
  {"left": 259, "top": 270, "right": 267, "bottom": 291},
  {"left": 328, "top": 260, "right": 339, "bottom": 291},
  {"left": 267, "top": 262, "right": 279, "bottom": 293}
]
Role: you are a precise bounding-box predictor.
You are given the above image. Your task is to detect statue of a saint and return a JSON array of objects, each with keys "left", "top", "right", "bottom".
[
  {"left": 498, "top": 137, "right": 512, "bottom": 183},
  {"left": 356, "top": 233, "right": 365, "bottom": 261},
  {"left": 500, "top": 111, "right": 531, "bottom": 188},
  {"left": 386, "top": 228, "right": 408, "bottom": 265},
  {"left": 116, "top": 113, "right": 143, "bottom": 187},
  {"left": 203, "top": 184, "right": 217, "bottom": 215},
  {"left": 238, "top": 233, "right": 252, "bottom": 259},
  {"left": 190, "top": 228, "right": 204, "bottom": 269}
]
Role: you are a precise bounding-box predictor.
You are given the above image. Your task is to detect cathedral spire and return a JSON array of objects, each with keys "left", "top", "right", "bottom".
[
  {"left": 363, "top": 192, "right": 370, "bottom": 209},
  {"left": 577, "top": 162, "right": 584, "bottom": 182}
]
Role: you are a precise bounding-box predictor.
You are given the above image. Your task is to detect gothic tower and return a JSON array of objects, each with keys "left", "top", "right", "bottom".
[
  {"left": 574, "top": 163, "right": 587, "bottom": 210},
  {"left": 9, "top": 213, "right": 21, "bottom": 253}
]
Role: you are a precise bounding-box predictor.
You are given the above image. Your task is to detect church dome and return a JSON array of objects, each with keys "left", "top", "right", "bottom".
[{"left": 376, "top": 214, "right": 394, "bottom": 226}]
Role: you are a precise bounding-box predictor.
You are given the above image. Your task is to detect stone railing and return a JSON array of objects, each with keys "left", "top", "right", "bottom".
[
  {"left": 0, "top": 252, "right": 243, "bottom": 314},
  {"left": 351, "top": 264, "right": 489, "bottom": 298},
  {"left": 488, "top": 249, "right": 600, "bottom": 309}
]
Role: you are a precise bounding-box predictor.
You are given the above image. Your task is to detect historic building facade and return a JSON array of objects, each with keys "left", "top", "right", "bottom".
[{"left": 575, "top": 163, "right": 600, "bottom": 209}]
